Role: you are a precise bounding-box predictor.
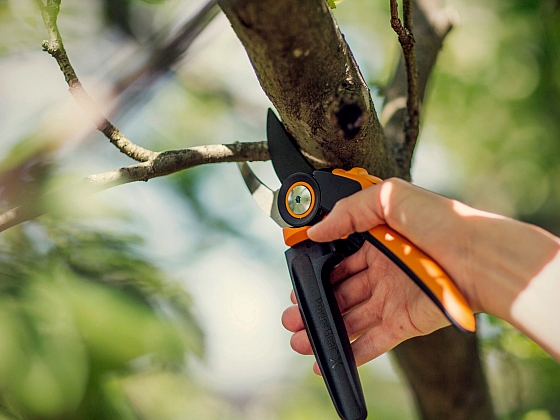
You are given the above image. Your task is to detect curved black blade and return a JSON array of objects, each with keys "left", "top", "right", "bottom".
[{"left": 267, "top": 108, "right": 314, "bottom": 182}]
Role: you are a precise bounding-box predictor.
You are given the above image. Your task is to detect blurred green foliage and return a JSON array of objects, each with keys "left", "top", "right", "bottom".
[
  {"left": 270, "top": 365, "right": 415, "bottom": 420},
  {"left": 0, "top": 217, "right": 203, "bottom": 419},
  {"left": 0, "top": 0, "right": 559, "bottom": 419},
  {"left": 425, "top": 0, "right": 560, "bottom": 418},
  {"left": 429, "top": 0, "right": 560, "bottom": 232}
]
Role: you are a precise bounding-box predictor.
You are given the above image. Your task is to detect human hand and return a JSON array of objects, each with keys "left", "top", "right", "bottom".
[
  {"left": 282, "top": 178, "right": 468, "bottom": 373},
  {"left": 281, "top": 238, "right": 451, "bottom": 374},
  {"left": 282, "top": 177, "right": 560, "bottom": 366}
]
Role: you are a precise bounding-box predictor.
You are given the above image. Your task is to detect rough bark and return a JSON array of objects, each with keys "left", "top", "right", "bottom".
[
  {"left": 218, "top": 1, "right": 496, "bottom": 419},
  {"left": 219, "top": 0, "right": 399, "bottom": 178},
  {"left": 394, "top": 327, "right": 495, "bottom": 420}
]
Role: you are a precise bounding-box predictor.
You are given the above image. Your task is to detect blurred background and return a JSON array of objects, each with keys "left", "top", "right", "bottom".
[{"left": 0, "top": 0, "right": 559, "bottom": 419}]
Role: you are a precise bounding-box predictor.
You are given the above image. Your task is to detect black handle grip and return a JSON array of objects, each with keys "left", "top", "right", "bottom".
[{"left": 286, "top": 240, "right": 367, "bottom": 420}]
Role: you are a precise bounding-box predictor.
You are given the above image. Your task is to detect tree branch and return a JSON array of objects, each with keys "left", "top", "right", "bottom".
[
  {"left": 218, "top": 0, "right": 399, "bottom": 179},
  {"left": 388, "top": 0, "right": 419, "bottom": 177},
  {"left": 19, "top": 1, "right": 269, "bottom": 237},
  {"left": 35, "top": 0, "right": 156, "bottom": 163},
  {"left": 382, "top": 0, "right": 453, "bottom": 178},
  {"left": 0, "top": 142, "right": 269, "bottom": 233}
]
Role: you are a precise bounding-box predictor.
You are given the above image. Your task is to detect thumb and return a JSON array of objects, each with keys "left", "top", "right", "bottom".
[{"left": 307, "top": 184, "right": 386, "bottom": 243}]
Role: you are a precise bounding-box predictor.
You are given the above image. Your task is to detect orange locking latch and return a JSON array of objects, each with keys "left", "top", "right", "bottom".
[{"left": 283, "top": 226, "right": 311, "bottom": 247}]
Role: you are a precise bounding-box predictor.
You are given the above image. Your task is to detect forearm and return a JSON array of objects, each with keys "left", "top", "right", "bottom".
[
  {"left": 383, "top": 179, "right": 560, "bottom": 358},
  {"left": 462, "top": 216, "right": 560, "bottom": 359},
  {"left": 305, "top": 178, "right": 560, "bottom": 365}
]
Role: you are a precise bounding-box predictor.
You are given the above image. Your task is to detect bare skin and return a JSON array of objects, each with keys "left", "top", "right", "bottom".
[{"left": 281, "top": 178, "right": 560, "bottom": 374}]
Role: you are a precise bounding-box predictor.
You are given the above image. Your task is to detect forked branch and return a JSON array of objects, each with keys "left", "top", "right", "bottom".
[{"left": 0, "top": 1, "right": 270, "bottom": 233}]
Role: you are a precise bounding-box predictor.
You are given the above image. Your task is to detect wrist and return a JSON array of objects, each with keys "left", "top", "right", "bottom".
[{"left": 456, "top": 213, "right": 560, "bottom": 321}]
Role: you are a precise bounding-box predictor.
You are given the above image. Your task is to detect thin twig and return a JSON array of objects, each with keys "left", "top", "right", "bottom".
[
  {"left": 19, "top": 2, "right": 269, "bottom": 235},
  {"left": 35, "top": 0, "right": 157, "bottom": 162},
  {"left": 390, "top": 0, "right": 419, "bottom": 154},
  {"left": 0, "top": 141, "right": 269, "bottom": 232}
]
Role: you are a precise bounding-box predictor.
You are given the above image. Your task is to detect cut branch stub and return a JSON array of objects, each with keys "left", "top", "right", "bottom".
[{"left": 219, "top": 0, "right": 399, "bottom": 179}]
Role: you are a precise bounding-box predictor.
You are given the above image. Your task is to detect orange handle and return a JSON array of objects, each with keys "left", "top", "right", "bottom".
[{"left": 365, "top": 226, "right": 476, "bottom": 332}]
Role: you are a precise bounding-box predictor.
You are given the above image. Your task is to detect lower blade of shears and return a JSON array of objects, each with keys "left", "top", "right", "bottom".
[{"left": 237, "top": 162, "right": 289, "bottom": 228}]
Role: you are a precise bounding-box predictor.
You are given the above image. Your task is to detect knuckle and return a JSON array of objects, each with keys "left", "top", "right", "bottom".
[
  {"left": 379, "top": 177, "right": 409, "bottom": 224},
  {"left": 355, "top": 332, "right": 378, "bottom": 365},
  {"left": 363, "top": 299, "right": 382, "bottom": 326},
  {"left": 334, "top": 287, "right": 347, "bottom": 313}
]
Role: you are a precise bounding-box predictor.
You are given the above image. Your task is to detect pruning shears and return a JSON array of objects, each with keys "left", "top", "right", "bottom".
[{"left": 238, "top": 109, "right": 476, "bottom": 420}]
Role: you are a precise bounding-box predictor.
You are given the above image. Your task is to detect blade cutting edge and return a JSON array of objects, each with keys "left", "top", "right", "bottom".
[
  {"left": 267, "top": 109, "right": 314, "bottom": 182},
  {"left": 237, "top": 162, "right": 289, "bottom": 228}
]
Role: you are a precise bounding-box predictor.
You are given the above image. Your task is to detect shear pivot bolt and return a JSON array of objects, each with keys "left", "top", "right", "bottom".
[{"left": 288, "top": 185, "right": 312, "bottom": 215}]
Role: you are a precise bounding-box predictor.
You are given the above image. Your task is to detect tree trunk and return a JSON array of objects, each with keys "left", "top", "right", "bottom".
[
  {"left": 218, "top": 0, "right": 496, "bottom": 418},
  {"left": 393, "top": 327, "right": 495, "bottom": 420}
]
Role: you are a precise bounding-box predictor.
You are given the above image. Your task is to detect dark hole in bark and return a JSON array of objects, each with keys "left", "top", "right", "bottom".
[{"left": 335, "top": 103, "right": 363, "bottom": 140}]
